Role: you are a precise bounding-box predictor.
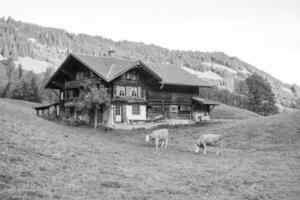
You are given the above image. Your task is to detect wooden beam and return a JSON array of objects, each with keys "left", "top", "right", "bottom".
[{"left": 51, "top": 89, "right": 60, "bottom": 98}]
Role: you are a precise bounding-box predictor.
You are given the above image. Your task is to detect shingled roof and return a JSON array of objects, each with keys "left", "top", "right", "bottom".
[
  {"left": 146, "top": 62, "right": 211, "bottom": 87},
  {"left": 46, "top": 53, "right": 211, "bottom": 88}
]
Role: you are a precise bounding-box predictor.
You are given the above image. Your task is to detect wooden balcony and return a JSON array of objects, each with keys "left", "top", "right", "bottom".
[
  {"left": 64, "top": 78, "right": 99, "bottom": 89},
  {"left": 112, "top": 96, "right": 146, "bottom": 103},
  {"left": 148, "top": 98, "right": 191, "bottom": 106},
  {"left": 65, "top": 80, "right": 84, "bottom": 89}
]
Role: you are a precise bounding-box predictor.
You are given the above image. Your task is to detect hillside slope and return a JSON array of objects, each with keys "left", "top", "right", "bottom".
[
  {"left": 210, "top": 104, "right": 261, "bottom": 120},
  {"left": 0, "top": 17, "right": 299, "bottom": 107},
  {"left": 0, "top": 99, "right": 299, "bottom": 199}
]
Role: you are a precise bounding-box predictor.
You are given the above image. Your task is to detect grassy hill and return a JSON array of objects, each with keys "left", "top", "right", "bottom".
[
  {"left": 210, "top": 104, "right": 261, "bottom": 120},
  {"left": 0, "top": 99, "right": 299, "bottom": 200}
]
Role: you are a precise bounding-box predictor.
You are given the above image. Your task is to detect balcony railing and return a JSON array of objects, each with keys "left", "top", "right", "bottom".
[{"left": 112, "top": 96, "right": 146, "bottom": 103}]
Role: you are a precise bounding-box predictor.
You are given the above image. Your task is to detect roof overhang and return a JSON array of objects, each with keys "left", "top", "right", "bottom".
[
  {"left": 159, "top": 82, "right": 212, "bottom": 88},
  {"left": 45, "top": 53, "right": 110, "bottom": 89},
  {"left": 192, "top": 96, "right": 220, "bottom": 105},
  {"left": 107, "top": 60, "right": 163, "bottom": 82}
]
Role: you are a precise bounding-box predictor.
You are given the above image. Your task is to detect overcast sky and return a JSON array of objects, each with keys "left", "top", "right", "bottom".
[{"left": 1, "top": 0, "right": 300, "bottom": 85}]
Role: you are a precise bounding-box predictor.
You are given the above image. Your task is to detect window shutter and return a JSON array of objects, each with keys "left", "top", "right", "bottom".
[
  {"left": 138, "top": 87, "right": 141, "bottom": 97},
  {"left": 141, "top": 88, "right": 144, "bottom": 98},
  {"left": 113, "top": 85, "right": 116, "bottom": 96}
]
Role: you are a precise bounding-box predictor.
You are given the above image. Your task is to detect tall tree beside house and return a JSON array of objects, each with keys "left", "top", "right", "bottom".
[
  {"left": 246, "top": 73, "right": 278, "bottom": 116},
  {"left": 233, "top": 79, "right": 249, "bottom": 109},
  {"left": 29, "top": 76, "right": 41, "bottom": 103},
  {"left": 1, "top": 58, "right": 15, "bottom": 97},
  {"left": 18, "top": 64, "right": 23, "bottom": 79},
  {"left": 78, "top": 80, "right": 111, "bottom": 129},
  {"left": 39, "top": 66, "right": 57, "bottom": 103}
]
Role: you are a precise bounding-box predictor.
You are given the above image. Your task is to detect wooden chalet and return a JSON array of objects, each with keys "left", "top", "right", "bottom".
[{"left": 44, "top": 53, "right": 218, "bottom": 127}]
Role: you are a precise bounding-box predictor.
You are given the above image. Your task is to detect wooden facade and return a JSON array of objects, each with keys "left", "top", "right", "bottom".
[{"left": 44, "top": 53, "right": 218, "bottom": 127}]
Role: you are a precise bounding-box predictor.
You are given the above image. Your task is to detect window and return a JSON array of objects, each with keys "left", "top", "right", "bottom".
[
  {"left": 126, "top": 86, "right": 138, "bottom": 97},
  {"left": 116, "top": 86, "right": 125, "bottom": 96},
  {"left": 76, "top": 71, "right": 84, "bottom": 80},
  {"left": 126, "top": 72, "right": 131, "bottom": 80},
  {"left": 76, "top": 111, "right": 82, "bottom": 120},
  {"left": 132, "top": 105, "right": 140, "bottom": 115},
  {"left": 140, "top": 87, "right": 144, "bottom": 98},
  {"left": 67, "top": 90, "right": 73, "bottom": 99},
  {"left": 170, "top": 105, "right": 178, "bottom": 113},
  {"left": 179, "top": 106, "right": 190, "bottom": 111},
  {"left": 132, "top": 71, "right": 137, "bottom": 80},
  {"left": 131, "top": 87, "right": 137, "bottom": 96},
  {"left": 121, "top": 74, "right": 126, "bottom": 79},
  {"left": 73, "top": 89, "right": 79, "bottom": 98},
  {"left": 116, "top": 106, "right": 121, "bottom": 115}
]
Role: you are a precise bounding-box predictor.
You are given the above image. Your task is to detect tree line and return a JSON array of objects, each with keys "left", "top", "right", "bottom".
[
  {"left": 0, "top": 57, "right": 57, "bottom": 103},
  {"left": 199, "top": 73, "right": 278, "bottom": 116}
]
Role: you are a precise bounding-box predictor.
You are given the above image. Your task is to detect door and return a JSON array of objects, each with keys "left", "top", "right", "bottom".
[{"left": 115, "top": 105, "right": 122, "bottom": 122}]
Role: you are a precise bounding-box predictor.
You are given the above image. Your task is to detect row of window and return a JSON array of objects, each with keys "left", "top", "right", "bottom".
[
  {"left": 115, "top": 85, "right": 144, "bottom": 98},
  {"left": 75, "top": 70, "right": 95, "bottom": 80},
  {"left": 115, "top": 105, "right": 140, "bottom": 115},
  {"left": 121, "top": 71, "right": 138, "bottom": 81},
  {"left": 66, "top": 89, "right": 80, "bottom": 99}
]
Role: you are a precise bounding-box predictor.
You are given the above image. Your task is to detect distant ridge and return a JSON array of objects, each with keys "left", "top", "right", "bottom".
[{"left": 0, "top": 17, "right": 299, "bottom": 107}]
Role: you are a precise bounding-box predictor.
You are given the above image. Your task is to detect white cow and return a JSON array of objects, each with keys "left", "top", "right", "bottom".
[
  {"left": 194, "top": 134, "right": 223, "bottom": 155},
  {"left": 145, "top": 129, "right": 170, "bottom": 149}
]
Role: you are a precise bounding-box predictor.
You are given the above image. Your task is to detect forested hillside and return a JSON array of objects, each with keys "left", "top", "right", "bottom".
[{"left": 0, "top": 17, "right": 299, "bottom": 107}]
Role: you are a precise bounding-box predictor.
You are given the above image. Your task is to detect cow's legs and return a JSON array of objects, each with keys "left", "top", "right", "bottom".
[
  {"left": 216, "top": 146, "right": 220, "bottom": 155},
  {"left": 194, "top": 144, "right": 200, "bottom": 153},
  {"left": 155, "top": 138, "right": 159, "bottom": 149},
  {"left": 203, "top": 143, "right": 207, "bottom": 154},
  {"left": 160, "top": 140, "right": 164, "bottom": 148},
  {"left": 165, "top": 138, "right": 168, "bottom": 149},
  {"left": 217, "top": 142, "right": 222, "bottom": 155}
]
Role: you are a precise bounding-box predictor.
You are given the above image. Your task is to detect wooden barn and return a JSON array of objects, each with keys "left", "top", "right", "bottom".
[{"left": 44, "top": 53, "right": 218, "bottom": 127}]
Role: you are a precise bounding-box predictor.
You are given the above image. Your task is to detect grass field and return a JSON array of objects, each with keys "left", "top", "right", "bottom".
[
  {"left": 210, "top": 104, "right": 261, "bottom": 120},
  {"left": 0, "top": 99, "right": 299, "bottom": 200}
]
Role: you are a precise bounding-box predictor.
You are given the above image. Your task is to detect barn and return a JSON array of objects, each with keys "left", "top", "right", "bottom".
[{"left": 42, "top": 53, "right": 218, "bottom": 127}]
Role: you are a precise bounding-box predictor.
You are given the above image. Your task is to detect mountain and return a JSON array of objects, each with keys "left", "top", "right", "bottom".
[{"left": 0, "top": 17, "right": 299, "bottom": 107}]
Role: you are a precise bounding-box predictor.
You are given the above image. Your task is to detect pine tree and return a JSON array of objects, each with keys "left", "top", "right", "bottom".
[
  {"left": 2, "top": 44, "right": 9, "bottom": 57},
  {"left": 18, "top": 64, "right": 23, "bottom": 79},
  {"left": 30, "top": 76, "right": 41, "bottom": 103},
  {"left": 246, "top": 73, "right": 278, "bottom": 116}
]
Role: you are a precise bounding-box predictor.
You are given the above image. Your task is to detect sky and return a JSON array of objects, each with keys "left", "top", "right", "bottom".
[{"left": 1, "top": 0, "right": 300, "bottom": 85}]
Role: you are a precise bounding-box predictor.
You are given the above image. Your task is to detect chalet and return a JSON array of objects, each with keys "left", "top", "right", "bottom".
[{"left": 41, "top": 53, "right": 218, "bottom": 127}]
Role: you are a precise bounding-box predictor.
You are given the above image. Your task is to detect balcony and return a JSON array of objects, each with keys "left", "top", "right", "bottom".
[
  {"left": 65, "top": 80, "right": 84, "bottom": 89},
  {"left": 112, "top": 96, "right": 146, "bottom": 103},
  {"left": 65, "top": 78, "right": 99, "bottom": 89}
]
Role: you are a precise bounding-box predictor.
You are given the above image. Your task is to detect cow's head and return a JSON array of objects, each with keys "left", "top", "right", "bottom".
[{"left": 194, "top": 144, "right": 200, "bottom": 153}]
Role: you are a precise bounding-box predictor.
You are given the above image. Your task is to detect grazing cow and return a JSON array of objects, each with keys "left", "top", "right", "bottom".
[
  {"left": 145, "top": 129, "right": 169, "bottom": 149},
  {"left": 194, "top": 134, "right": 223, "bottom": 155}
]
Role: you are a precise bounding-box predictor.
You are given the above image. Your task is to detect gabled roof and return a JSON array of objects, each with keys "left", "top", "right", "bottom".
[
  {"left": 46, "top": 53, "right": 212, "bottom": 88},
  {"left": 72, "top": 54, "right": 139, "bottom": 81}
]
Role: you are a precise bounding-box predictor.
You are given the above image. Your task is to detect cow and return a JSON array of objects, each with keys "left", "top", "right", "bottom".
[
  {"left": 194, "top": 134, "right": 223, "bottom": 155},
  {"left": 145, "top": 129, "right": 170, "bottom": 149}
]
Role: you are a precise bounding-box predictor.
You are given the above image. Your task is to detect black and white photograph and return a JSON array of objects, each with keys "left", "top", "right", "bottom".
[{"left": 0, "top": 0, "right": 299, "bottom": 199}]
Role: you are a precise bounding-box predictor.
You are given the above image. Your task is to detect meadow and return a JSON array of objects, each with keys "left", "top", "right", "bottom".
[{"left": 0, "top": 98, "right": 299, "bottom": 200}]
